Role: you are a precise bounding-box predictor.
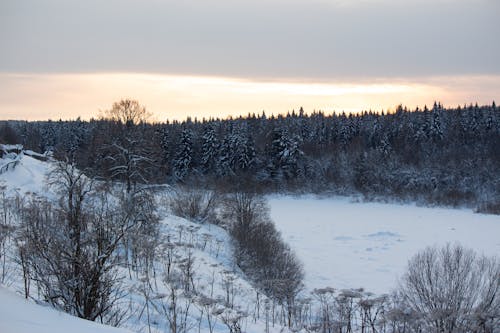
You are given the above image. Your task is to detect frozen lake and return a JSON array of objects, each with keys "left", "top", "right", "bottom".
[{"left": 269, "top": 196, "right": 500, "bottom": 294}]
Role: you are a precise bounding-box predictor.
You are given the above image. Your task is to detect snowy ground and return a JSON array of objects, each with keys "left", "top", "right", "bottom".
[
  {"left": 269, "top": 195, "right": 500, "bottom": 294},
  {"left": 0, "top": 150, "right": 49, "bottom": 196},
  {"left": 0, "top": 287, "right": 133, "bottom": 333}
]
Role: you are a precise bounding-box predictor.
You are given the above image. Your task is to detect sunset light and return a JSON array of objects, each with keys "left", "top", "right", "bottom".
[{"left": 1, "top": 72, "right": 498, "bottom": 121}]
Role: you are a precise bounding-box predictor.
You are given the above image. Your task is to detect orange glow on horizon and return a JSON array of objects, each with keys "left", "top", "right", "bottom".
[{"left": 0, "top": 72, "right": 498, "bottom": 121}]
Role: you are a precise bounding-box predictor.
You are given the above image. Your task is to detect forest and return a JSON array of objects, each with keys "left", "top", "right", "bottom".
[{"left": 1, "top": 101, "right": 499, "bottom": 212}]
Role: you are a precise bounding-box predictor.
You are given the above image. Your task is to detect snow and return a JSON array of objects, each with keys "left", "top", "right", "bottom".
[
  {"left": 0, "top": 286, "right": 132, "bottom": 333},
  {"left": 0, "top": 153, "right": 49, "bottom": 195},
  {"left": 0, "top": 153, "right": 285, "bottom": 333},
  {"left": 127, "top": 214, "right": 285, "bottom": 333},
  {"left": 269, "top": 195, "right": 500, "bottom": 294},
  {"left": 1, "top": 152, "right": 498, "bottom": 332}
]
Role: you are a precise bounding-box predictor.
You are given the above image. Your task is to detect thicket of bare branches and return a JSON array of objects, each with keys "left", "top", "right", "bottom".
[
  {"left": 222, "top": 191, "right": 304, "bottom": 328},
  {"left": 169, "top": 186, "right": 219, "bottom": 224},
  {"left": 17, "top": 162, "right": 133, "bottom": 323},
  {"left": 396, "top": 244, "right": 500, "bottom": 333}
]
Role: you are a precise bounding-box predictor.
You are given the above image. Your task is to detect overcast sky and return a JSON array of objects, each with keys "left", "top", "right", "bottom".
[{"left": 1, "top": 0, "right": 499, "bottom": 120}]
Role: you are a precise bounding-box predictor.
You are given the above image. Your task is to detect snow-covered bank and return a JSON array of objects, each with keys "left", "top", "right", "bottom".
[
  {"left": 0, "top": 287, "right": 132, "bottom": 333},
  {"left": 0, "top": 153, "right": 289, "bottom": 333},
  {"left": 0, "top": 149, "right": 49, "bottom": 195},
  {"left": 269, "top": 195, "right": 500, "bottom": 294}
]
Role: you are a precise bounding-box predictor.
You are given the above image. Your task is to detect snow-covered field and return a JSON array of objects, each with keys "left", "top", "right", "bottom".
[{"left": 269, "top": 195, "right": 500, "bottom": 294}]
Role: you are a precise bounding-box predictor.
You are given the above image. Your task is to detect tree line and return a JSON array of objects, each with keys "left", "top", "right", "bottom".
[{"left": 1, "top": 100, "right": 498, "bottom": 211}]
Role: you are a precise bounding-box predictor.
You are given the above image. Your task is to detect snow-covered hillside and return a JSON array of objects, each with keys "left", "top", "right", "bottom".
[
  {"left": 0, "top": 287, "right": 133, "bottom": 333},
  {"left": 0, "top": 151, "right": 287, "bottom": 333},
  {"left": 0, "top": 147, "right": 49, "bottom": 196},
  {"left": 269, "top": 195, "right": 500, "bottom": 294}
]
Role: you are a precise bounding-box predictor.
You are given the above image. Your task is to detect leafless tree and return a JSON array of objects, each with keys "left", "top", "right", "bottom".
[
  {"left": 0, "top": 184, "right": 16, "bottom": 284},
  {"left": 397, "top": 243, "right": 500, "bottom": 333},
  {"left": 118, "top": 187, "right": 159, "bottom": 278},
  {"left": 335, "top": 289, "right": 363, "bottom": 333},
  {"left": 312, "top": 287, "right": 336, "bottom": 333},
  {"left": 101, "top": 99, "right": 151, "bottom": 126},
  {"left": 18, "top": 161, "right": 131, "bottom": 323},
  {"left": 106, "top": 142, "right": 153, "bottom": 193}
]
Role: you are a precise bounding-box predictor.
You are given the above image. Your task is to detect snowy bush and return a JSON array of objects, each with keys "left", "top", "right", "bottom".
[{"left": 395, "top": 243, "right": 500, "bottom": 333}]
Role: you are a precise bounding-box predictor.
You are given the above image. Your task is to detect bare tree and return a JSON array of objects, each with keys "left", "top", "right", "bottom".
[
  {"left": 107, "top": 142, "right": 153, "bottom": 193},
  {"left": 0, "top": 184, "right": 16, "bottom": 284},
  {"left": 99, "top": 100, "right": 156, "bottom": 193},
  {"left": 101, "top": 99, "right": 151, "bottom": 126},
  {"left": 335, "top": 289, "right": 363, "bottom": 333},
  {"left": 118, "top": 187, "right": 160, "bottom": 277},
  {"left": 19, "top": 161, "right": 131, "bottom": 323},
  {"left": 397, "top": 243, "right": 500, "bottom": 333}
]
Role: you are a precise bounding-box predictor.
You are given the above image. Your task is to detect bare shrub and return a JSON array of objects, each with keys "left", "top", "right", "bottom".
[
  {"left": 396, "top": 243, "right": 500, "bottom": 333},
  {"left": 222, "top": 191, "right": 304, "bottom": 328},
  {"left": 169, "top": 186, "right": 218, "bottom": 224}
]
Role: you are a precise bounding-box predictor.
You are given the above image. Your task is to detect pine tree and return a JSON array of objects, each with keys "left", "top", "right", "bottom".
[
  {"left": 173, "top": 128, "right": 193, "bottom": 181},
  {"left": 268, "top": 128, "right": 303, "bottom": 181},
  {"left": 217, "top": 131, "right": 236, "bottom": 176},
  {"left": 201, "top": 125, "right": 219, "bottom": 174},
  {"left": 236, "top": 133, "right": 256, "bottom": 172}
]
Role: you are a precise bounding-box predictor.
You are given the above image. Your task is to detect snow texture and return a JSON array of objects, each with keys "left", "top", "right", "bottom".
[
  {"left": 269, "top": 195, "right": 500, "bottom": 294},
  {"left": 0, "top": 150, "right": 49, "bottom": 196},
  {"left": 0, "top": 287, "right": 132, "bottom": 333}
]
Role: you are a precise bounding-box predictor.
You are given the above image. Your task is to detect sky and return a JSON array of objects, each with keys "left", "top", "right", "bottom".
[{"left": 1, "top": 0, "right": 499, "bottom": 121}]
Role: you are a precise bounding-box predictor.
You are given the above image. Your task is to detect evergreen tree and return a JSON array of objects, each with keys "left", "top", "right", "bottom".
[
  {"left": 173, "top": 128, "right": 193, "bottom": 181},
  {"left": 200, "top": 124, "right": 219, "bottom": 174}
]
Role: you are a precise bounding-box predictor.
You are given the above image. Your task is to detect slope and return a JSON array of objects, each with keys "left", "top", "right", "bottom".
[{"left": 0, "top": 287, "right": 133, "bottom": 333}]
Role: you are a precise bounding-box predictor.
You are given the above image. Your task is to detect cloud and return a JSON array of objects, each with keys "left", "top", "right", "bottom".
[
  {"left": 1, "top": 0, "right": 499, "bottom": 80},
  {"left": 0, "top": 72, "right": 498, "bottom": 121}
]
